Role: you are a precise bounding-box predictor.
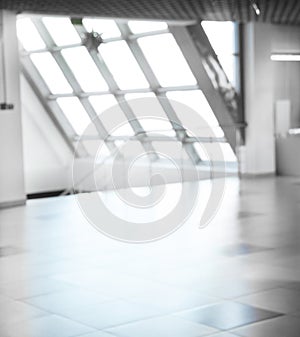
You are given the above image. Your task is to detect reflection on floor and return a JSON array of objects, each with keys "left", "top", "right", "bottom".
[{"left": 0, "top": 176, "right": 300, "bottom": 337}]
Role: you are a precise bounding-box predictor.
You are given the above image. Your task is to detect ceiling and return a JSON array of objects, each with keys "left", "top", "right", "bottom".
[{"left": 1, "top": 0, "right": 300, "bottom": 25}]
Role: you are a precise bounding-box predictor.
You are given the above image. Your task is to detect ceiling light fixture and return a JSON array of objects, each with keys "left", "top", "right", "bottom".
[
  {"left": 251, "top": 1, "right": 261, "bottom": 16},
  {"left": 271, "top": 54, "right": 300, "bottom": 62}
]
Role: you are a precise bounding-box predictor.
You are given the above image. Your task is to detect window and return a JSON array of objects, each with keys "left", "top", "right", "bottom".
[
  {"left": 30, "top": 52, "right": 72, "bottom": 94},
  {"left": 138, "top": 34, "right": 197, "bottom": 87},
  {"left": 202, "top": 21, "right": 238, "bottom": 87},
  {"left": 43, "top": 17, "right": 81, "bottom": 46},
  {"left": 166, "top": 90, "right": 224, "bottom": 138},
  {"left": 17, "top": 18, "right": 45, "bottom": 51},
  {"left": 128, "top": 21, "right": 168, "bottom": 34},
  {"left": 57, "top": 97, "right": 92, "bottom": 135},
  {"left": 125, "top": 93, "right": 176, "bottom": 136},
  {"left": 99, "top": 41, "right": 149, "bottom": 90},
  {"left": 19, "top": 15, "right": 238, "bottom": 165},
  {"left": 83, "top": 19, "right": 121, "bottom": 39},
  {"left": 62, "top": 47, "right": 108, "bottom": 92},
  {"left": 89, "top": 95, "right": 134, "bottom": 137}
]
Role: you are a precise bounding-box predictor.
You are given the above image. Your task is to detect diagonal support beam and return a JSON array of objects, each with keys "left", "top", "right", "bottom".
[
  {"left": 32, "top": 18, "right": 117, "bottom": 154},
  {"left": 117, "top": 22, "right": 201, "bottom": 164},
  {"left": 169, "top": 24, "right": 239, "bottom": 150},
  {"left": 72, "top": 21, "right": 159, "bottom": 160}
]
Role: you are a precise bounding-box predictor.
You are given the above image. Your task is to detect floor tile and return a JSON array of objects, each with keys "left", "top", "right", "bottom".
[
  {"left": 233, "top": 315, "right": 300, "bottom": 337},
  {"left": 129, "top": 284, "right": 218, "bottom": 313},
  {"left": 209, "top": 333, "right": 240, "bottom": 337},
  {"left": 222, "top": 243, "right": 270, "bottom": 257},
  {"left": 0, "top": 245, "right": 26, "bottom": 257},
  {"left": 0, "top": 314, "right": 94, "bottom": 337},
  {"left": 237, "top": 288, "right": 300, "bottom": 313},
  {"left": 0, "top": 277, "right": 70, "bottom": 299},
  {"left": 61, "top": 299, "right": 165, "bottom": 329},
  {"left": 177, "top": 301, "right": 282, "bottom": 330},
  {"left": 24, "top": 288, "right": 110, "bottom": 316},
  {"left": 0, "top": 299, "right": 47, "bottom": 325},
  {"left": 106, "top": 315, "right": 218, "bottom": 337},
  {"left": 77, "top": 332, "right": 116, "bottom": 337},
  {"left": 204, "top": 279, "right": 280, "bottom": 299}
]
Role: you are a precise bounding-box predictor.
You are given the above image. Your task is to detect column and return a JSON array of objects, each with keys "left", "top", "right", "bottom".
[{"left": 0, "top": 10, "right": 25, "bottom": 207}]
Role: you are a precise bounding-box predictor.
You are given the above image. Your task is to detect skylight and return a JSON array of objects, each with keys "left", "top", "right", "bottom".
[
  {"left": 57, "top": 97, "right": 91, "bottom": 135},
  {"left": 16, "top": 18, "right": 45, "bottom": 51},
  {"left": 42, "top": 17, "right": 81, "bottom": 46},
  {"left": 138, "top": 33, "right": 197, "bottom": 87},
  {"left": 18, "top": 16, "right": 238, "bottom": 165},
  {"left": 30, "top": 52, "right": 73, "bottom": 94},
  {"left": 128, "top": 20, "right": 168, "bottom": 34},
  {"left": 61, "top": 47, "right": 108, "bottom": 92},
  {"left": 202, "top": 21, "right": 238, "bottom": 87},
  {"left": 83, "top": 19, "right": 121, "bottom": 39},
  {"left": 99, "top": 41, "right": 149, "bottom": 89}
]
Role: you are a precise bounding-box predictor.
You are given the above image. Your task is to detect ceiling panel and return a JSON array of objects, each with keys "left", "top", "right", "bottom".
[{"left": 5, "top": 0, "right": 300, "bottom": 25}]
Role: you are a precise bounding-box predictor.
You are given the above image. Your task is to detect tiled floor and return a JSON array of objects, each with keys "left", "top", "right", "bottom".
[{"left": 0, "top": 176, "right": 300, "bottom": 336}]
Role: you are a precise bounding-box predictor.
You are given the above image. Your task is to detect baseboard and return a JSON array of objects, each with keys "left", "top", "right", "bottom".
[
  {"left": 239, "top": 172, "right": 276, "bottom": 178},
  {"left": 0, "top": 199, "right": 26, "bottom": 209},
  {"left": 27, "top": 190, "right": 66, "bottom": 200}
]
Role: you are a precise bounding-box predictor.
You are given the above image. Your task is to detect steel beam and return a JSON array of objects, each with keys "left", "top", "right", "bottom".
[
  {"left": 32, "top": 18, "right": 117, "bottom": 153},
  {"left": 72, "top": 21, "right": 159, "bottom": 160},
  {"left": 117, "top": 22, "right": 201, "bottom": 164},
  {"left": 169, "top": 24, "right": 239, "bottom": 150}
]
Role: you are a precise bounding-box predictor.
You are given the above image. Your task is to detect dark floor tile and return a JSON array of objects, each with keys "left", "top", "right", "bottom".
[
  {"left": 237, "top": 288, "right": 300, "bottom": 313},
  {"left": 222, "top": 243, "right": 271, "bottom": 257},
  {"left": 177, "top": 301, "right": 282, "bottom": 330},
  {"left": 0, "top": 246, "right": 26, "bottom": 257},
  {"left": 233, "top": 315, "right": 300, "bottom": 337}
]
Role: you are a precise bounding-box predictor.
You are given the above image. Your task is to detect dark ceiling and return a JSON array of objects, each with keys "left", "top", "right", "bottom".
[{"left": 1, "top": 0, "right": 300, "bottom": 25}]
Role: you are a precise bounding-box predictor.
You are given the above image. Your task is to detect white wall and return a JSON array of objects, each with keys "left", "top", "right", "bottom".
[
  {"left": 0, "top": 11, "right": 25, "bottom": 206},
  {"left": 272, "top": 24, "right": 300, "bottom": 127},
  {"left": 242, "top": 23, "right": 300, "bottom": 175},
  {"left": 21, "top": 75, "right": 73, "bottom": 194},
  {"left": 243, "top": 23, "right": 275, "bottom": 175}
]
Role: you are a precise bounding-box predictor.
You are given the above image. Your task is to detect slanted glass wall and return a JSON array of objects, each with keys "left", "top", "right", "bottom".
[{"left": 17, "top": 16, "right": 238, "bottom": 163}]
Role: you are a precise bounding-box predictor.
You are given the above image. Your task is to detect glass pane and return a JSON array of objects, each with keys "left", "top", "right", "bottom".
[
  {"left": 220, "top": 143, "right": 237, "bottom": 162},
  {"left": 43, "top": 17, "right": 81, "bottom": 46},
  {"left": 82, "top": 19, "right": 121, "bottom": 39},
  {"left": 89, "top": 95, "right": 134, "bottom": 137},
  {"left": 194, "top": 142, "right": 236, "bottom": 162},
  {"left": 84, "top": 140, "right": 110, "bottom": 158},
  {"left": 166, "top": 90, "right": 224, "bottom": 137},
  {"left": 125, "top": 93, "right": 175, "bottom": 136},
  {"left": 17, "top": 18, "right": 45, "bottom": 51},
  {"left": 193, "top": 142, "right": 209, "bottom": 161},
  {"left": 138, "top": 33, "right": 197, "bottom": 87},
  {"left": 99, "top": 41, "right": 149, "bottom": 90},
  {"left": 61, "top": 47, "right": 108, "bottom": 92},
  {"left": 202, "top": 21, "right": 236, "bottom": 55},
  {"left": 89, "top": 94, "right": 119, "bottom": 115},
  {"left": 30, "top": 52, "right": 72, "bottom": 94},
  {"left": 57, "top": 97, "right": 91, "bottom": 135},
  {"left": 218, "top": 54, "right": 237, "bottom": 87},
  {"left": 128, "top": 20, "right": 168, "bottom": 34}
]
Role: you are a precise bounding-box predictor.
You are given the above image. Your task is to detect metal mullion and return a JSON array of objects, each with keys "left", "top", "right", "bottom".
[
  {"left": 21, "top": 42, "right": 83, "bottom": 55},
  {"left": 21, "top": 54, "right": 86, "bottom": 157},
  {"left": 77, "top": 134, "right": 226, "bottom": 143},
  {"left": 72, "top": 22, "right": 159, "bottom": 160},
  {"left": 128, "top": 29, "right": 170, "bottom": 40},
  {"left": 117, "top": 22, "right": 201, "bottom": 164},
  {"left": 157, "top": 84, "right": 199, "bottom": 93},
  {"left": 32, "top": 18, "right": 116, "bottom": 153}
]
